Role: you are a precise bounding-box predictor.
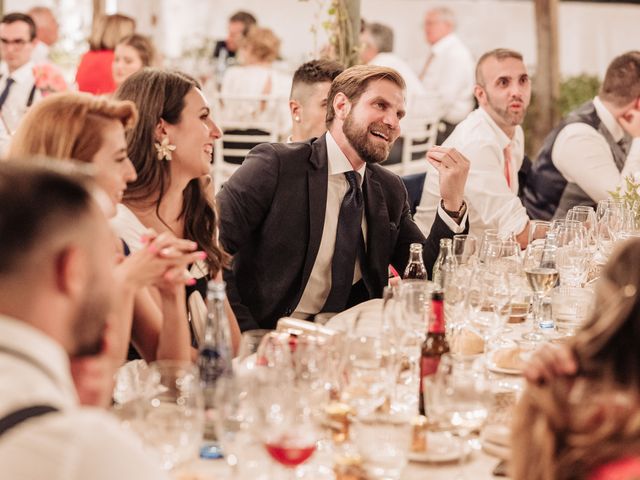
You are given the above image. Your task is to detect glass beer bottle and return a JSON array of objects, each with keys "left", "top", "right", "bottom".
[{"left": 403, "top": 243, "right": 428, "bottom": 280}]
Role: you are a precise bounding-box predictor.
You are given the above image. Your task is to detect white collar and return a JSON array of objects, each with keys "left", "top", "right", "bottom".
[
  {"left": 593, "top": 96, "right": 625, "bottom": 143},
  {"left": 431, "top": 33, "right": 458, "bottom": 55},
  {"left": 325, "top": 131, "right": 366, "bottom": 184},
  {"left": 0, "top": 313, "right": 78, "bottom": 406},
  {"left": 0, "top": 60, "right": 35, "bottom": 84},
  {"left": 478, "top": 107, "right": 513, "bottom": 150}
]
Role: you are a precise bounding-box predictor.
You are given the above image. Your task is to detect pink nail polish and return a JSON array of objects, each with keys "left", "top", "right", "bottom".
[
  {"left": 186, "top": 278, "right": 196, "bottom": 286},
  {"left": 197, "top": 251, "right": 207, "bottom": 260}
]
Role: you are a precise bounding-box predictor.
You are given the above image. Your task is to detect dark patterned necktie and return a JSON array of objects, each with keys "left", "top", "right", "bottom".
[
  {"left": 0, "top": 78, "right": 15, "bottom": 110},
  {"left": 322, "top": 171, "right": 364, "bottom": 313}
]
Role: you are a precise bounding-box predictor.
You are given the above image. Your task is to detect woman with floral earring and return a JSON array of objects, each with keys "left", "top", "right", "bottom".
[{"left": 111, "top": 68, "right": 241, "bottom": 353}]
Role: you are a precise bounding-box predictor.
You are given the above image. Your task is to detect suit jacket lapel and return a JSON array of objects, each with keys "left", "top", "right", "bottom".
[
  {"left": 363, "top": 166, "right": 390, "bottom": 295},
  {"left": 296, "top": 135, "right": 328, "bottom": 303}
]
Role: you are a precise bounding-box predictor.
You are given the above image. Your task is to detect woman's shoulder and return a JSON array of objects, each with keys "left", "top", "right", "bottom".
[{"left": 110, "top": 204, "right": 147, "bottom": 252}]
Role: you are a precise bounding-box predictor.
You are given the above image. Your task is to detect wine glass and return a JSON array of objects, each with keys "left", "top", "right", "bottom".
[
  {"left": 522, "top": 244, "right": 559, "bottom": 341},
  {"left": 425, "top": 354, "right": 490, "bottom": 478},
  {"left": 478, "top": 229, "right": 499, "bottom": 264},
  {"left": 142, "top": 361, "right": 205, "bottom": 471},
  {"left": 527, "top": 220, "right": 551, "bottom": 246},
  {"left": 255, "top": 370, "right": 319, "bottom": 479},
  {"left": 452, "top": 234, "right": 477, "bottom": 265}
]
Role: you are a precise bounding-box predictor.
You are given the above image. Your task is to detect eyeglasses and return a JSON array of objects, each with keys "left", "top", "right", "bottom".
[{"left": 0, "top": 38, "right": 31, "bottom": 48}]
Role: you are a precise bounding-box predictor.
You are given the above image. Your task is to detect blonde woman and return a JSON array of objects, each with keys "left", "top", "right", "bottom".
[
  {"left": 512, "top": 238, "right": 640, "bottom": 480},
  {"left": 76, "top": 13, "right": 135, "bottom": 94},
  {"left": 9, "top": 93, "right": 199, "bottom": 384}
]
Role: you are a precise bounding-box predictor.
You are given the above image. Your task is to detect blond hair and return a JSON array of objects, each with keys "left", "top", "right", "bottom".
[
  {"left": 89, "top": 13, "right": 135, "bottom": 51},
  {"left": 241, "top": 26, "right": 280, "bottom": 63},
  {"left": 9, "top": 92, "right": 138, "bottom": 163}
]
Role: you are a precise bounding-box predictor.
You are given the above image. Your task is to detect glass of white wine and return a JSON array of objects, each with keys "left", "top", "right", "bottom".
[{"left": 522, "top": 244, "right": 559, "bottom": 341}]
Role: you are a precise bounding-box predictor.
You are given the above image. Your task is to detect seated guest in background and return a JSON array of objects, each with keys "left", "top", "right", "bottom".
[
  {"left": 9, "top": 92, "right": 199, "bottom": 367},
  {"left": 27, "top": 6, "right": 59, "bottom": 63},
  {"left": 212, "top": 10, "right": 257, "bottom": 76},
  {"left": 217, "top": 65, "right": 470, "bottom": 331},
  {"left": 522, "top": 51, "right": 640, "bottom": 220},
  {"left": 513, "top": 238, "right": 640, "bottom": 480},
  {"left": 76, "top": 13, "right": 135, "bottom": 95},
  {"left": 112, "top": 33, "right": 157, "bottom": 89},
  {"left": 289, "top": 58, "right": 344, "bottom": 143},
  {"left": 418, "top": 7, "right": 475, "bottom": 143},
  {"left": 221, "top": 26, "right": 292, "bottom": 139},
  {"left": 0, "top": 162, "right": 169, "bottom": 479},
  {"left": 0, "top": 13, "right": 42, "bottom": 129},
  {"left": 112, "top": 69, "right": 241, "bottom": 352},
  {"left": 415, "top": 48, "right": 531, "bottom": 248}
]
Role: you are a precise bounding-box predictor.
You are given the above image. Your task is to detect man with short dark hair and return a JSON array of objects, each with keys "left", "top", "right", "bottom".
[
  {"left": 218, "top": 65, "right": 470, "bottom": 331},
  {"left": 0, "top": 162, "right": 168, "bottom": 479},
  {"left": 522, "top": 51, "right": 640, "bottom": 220},
  {"left": 213, "top": 10, "right": 257, "bottom": 74},
  {"left": 0, "top": 13, "right": 41, "bottom": 131},
  {"left": 289, "top": 59, "right": 344, "bottom": 143},
  {"left": 416, "top": 48, "right": 531, "bottom": 247}
]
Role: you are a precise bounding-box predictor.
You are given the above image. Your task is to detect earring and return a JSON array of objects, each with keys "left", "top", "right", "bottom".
[
  {"left": 294, "top": 115, "right": 301, "bottom": 123},
  {"left": 154, "top": 136, "right": 176, "bottom": 161}
]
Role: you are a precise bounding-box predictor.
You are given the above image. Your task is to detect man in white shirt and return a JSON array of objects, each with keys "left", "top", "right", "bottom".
[
  {"left": 0, "top": 13, "right": 42, "bottom": 132},
  {"left": 218, "top": 65, "right": 470, "bottom": 331},
  {"left": 27, "top": 6, "right": 58, "bottom": 64},
  {"left": 289, "top": 59, "right": 344, "bottom": 143},
  {"left": 522, "top": 51, "right": 640, "bottom": 220},
  {"left": 415, "top": 48, "right": 531, "bottom": 247},
  {"left": 0, "top": 163, "right": 168, "bottom": 480},
  {"left": 418, "top": 7, "right": 475, "bottom": 142}
]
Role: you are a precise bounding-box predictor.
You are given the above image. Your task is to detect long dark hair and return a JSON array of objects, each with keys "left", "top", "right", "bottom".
[{"left": 115, "top": 68, "right": 229, "bottom": 275}]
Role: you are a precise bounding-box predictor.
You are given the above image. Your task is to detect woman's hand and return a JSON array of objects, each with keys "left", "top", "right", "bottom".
[{"left": 117, "top": 230, "right": 206, "bottom": 291}]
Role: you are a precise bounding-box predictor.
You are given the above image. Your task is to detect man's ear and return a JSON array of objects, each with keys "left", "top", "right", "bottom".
[
  {"left": 290, "top": 99, "right": 302, "bottom": 122},
  {"left": 53, "top": 245, "right": 87, "bottom": 299},
  {"left": 333, "top": 92, "right": 351, "bottom": 121},
  {"left": 474, "top": 85, "right": 485, "bottom": 105}
]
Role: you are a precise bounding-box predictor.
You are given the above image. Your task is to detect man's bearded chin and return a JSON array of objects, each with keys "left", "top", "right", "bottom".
[{"left": 343, "top": 114, "right": 393, "bottom": 164}]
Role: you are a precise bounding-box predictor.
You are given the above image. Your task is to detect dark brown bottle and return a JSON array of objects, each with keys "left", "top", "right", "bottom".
[
  {"left": 403, "top": 243, "right": 427, "bottom": 280},
  {"left": 418, "top": 290, "right": 449, "bottom": 416}
]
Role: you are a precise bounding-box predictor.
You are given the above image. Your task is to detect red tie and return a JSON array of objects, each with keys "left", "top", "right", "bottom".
[{"left": 503, "top": 145, "right": 512, "bottom": 190}]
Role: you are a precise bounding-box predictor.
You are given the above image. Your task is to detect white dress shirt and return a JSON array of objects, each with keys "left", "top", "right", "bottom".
[
  {"left": 420, "top": 33, "right": 475, "bottom": 124},
  {"left": 0, "top": 314, "right": 169, "bottom": 480},
  {"left": 552, "top": 96, "right": 640, "bottom": 203},
  {"left": 0, "top": 61, "right": 41, "bottom": 127},
  {"left": 294, "top": 132, "right": 368, "bottom": 317},
  {"left": 415, "top": 107, "right": 529, "bottom": 240}
]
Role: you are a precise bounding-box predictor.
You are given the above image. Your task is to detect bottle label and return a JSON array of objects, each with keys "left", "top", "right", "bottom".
[{"left": 429, "top": 299, "right": 445, "bottom": 333}]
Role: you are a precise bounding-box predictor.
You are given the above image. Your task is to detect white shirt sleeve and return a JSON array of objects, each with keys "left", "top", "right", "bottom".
[
  {"left": 462, "top": 142, "right": 529, "bottom": 237},
  {"left": 552, "top": 123, "right": 640, "bottom": 202},
  {"left": 436, "top": 203, "right": 468, "bottom": 233}
]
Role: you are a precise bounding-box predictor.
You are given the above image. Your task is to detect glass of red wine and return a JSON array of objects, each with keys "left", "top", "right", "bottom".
[{"left": 254, "top": 362, "right": 319, "bottom": 478}]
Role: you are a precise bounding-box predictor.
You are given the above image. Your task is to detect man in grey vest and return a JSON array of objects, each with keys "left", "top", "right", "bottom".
[{"left": 522, "top": 51, "right": 640, "bottom": 220}]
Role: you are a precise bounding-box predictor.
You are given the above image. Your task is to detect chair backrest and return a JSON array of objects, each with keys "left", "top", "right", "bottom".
[
  {"left": 398, "top": 118, "right": 439, "bottom": 175},
  {"left": 401, "top": 172, "right": 427, "bottom": 216},
  {"left": 210, "top": 92, "right": 283, "bottom": 190}
]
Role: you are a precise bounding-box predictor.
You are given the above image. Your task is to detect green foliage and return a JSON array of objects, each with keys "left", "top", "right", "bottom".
[
  {"left": 557, "top": 74, "right": 601, "bottom": 117},
  {"left": 610, "top": 175, "right": 640, "bottom": 218}
]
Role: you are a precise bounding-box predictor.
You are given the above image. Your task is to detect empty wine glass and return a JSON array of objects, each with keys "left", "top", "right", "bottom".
[
  {"left": 425, "top": 354, "right": 490, "bottom": 478},
  {"left": 527, "top": 220, "right": 551, "bottom": 246},
  {"left": 452, "top": 234, "right": 477, "bottom": 265},
  {"left": 142, "top": 361, "right": 205, "bottom": 471}
]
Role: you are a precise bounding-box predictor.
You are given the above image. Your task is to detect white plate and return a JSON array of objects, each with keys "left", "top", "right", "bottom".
[{"left": 408, "top": 431, "right": 470, "bottom": 463}]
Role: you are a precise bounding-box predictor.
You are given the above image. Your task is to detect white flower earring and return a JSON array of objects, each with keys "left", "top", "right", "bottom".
[{"left": 154, "top": 136, "right": 176, "bottom": 161}]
